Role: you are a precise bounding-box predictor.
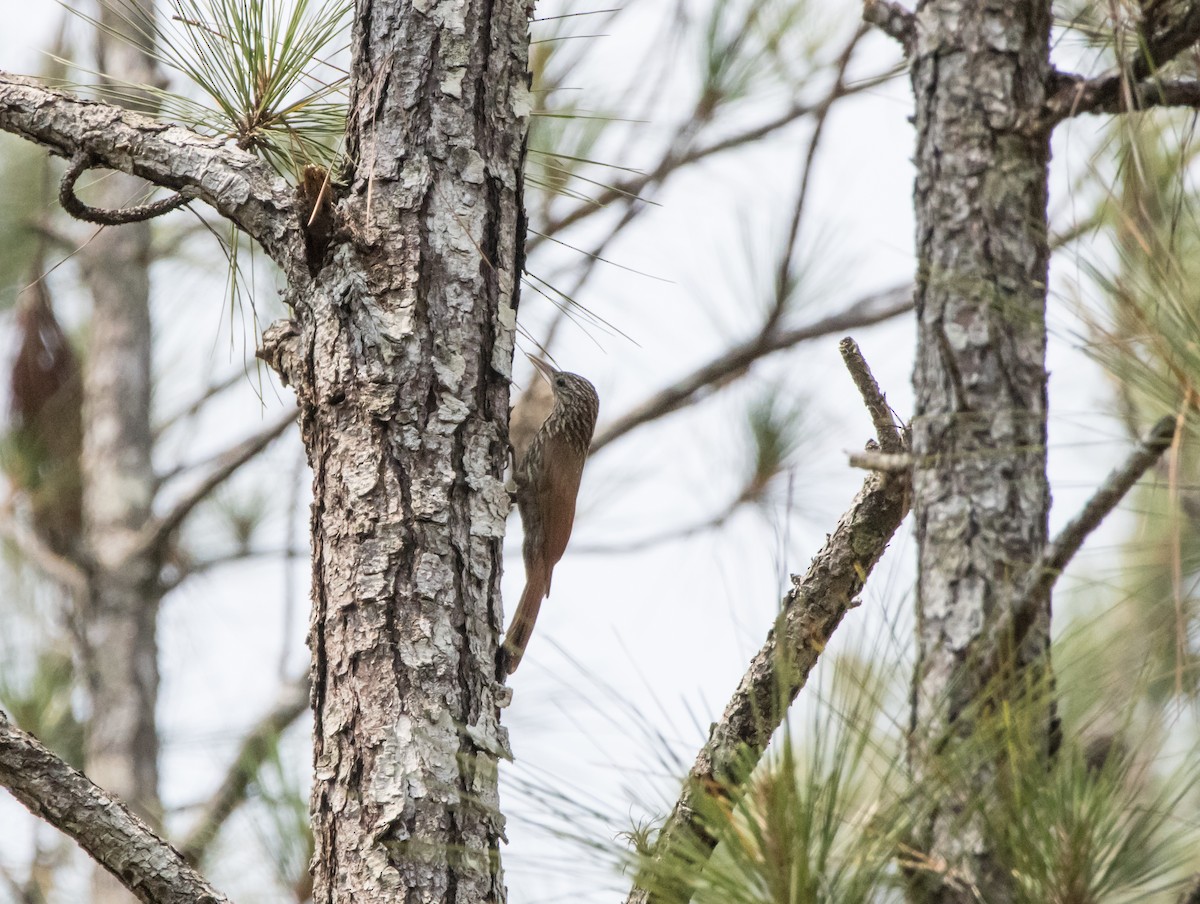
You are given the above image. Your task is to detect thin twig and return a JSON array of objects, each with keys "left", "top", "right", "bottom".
[
  {"left": 136, "top": 410, "right": 296, "bottom": 558},
  {"left": 178, "top": 675, "right": 309, "bottom": 865},
  {"left": 0, "top": 517, "right": 87, "bottom": 595},
  {"left": 529, "top": 68, "right": 897, "bottom": 250},
  {"left": 159, "top": 547, "right": 290, "bottom": 595},
  {"left": 624, "top": 351, "right": 910, "bottom": 904},
  {"left": 767, "top": 26, "right": 868, "bottom": 334},
  {"left": 848, "top": 449, "right": 913, "bottom": 473},
  {"left": 976, "top": 416, "right": 1176, "bottom": 684},
  {"left": 155, "top": 364, "right": 257, "bottom": 439},
  {"left": 592, "top": 285, "right": 912, "bottom": 454},
  {"left": 59, "top": 151, "right": 191, "bottom": 225},
  {"left": 0, "top": 709, "right": 231, "bottom": 904}
]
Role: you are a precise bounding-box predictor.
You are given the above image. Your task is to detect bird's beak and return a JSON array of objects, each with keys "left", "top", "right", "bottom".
[{"left": 528, "top": 356, "right": 556, "bottom": 384}]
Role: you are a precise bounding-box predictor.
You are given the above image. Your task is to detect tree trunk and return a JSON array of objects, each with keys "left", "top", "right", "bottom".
[
  {"left": 907, "top": 1, "right": 1053, "bottom": 899},
  {"left": 77, "top": 4, "right": 164, "bottom": 902},
  {"left": 268, "top": 0, "right": 530, "bottom": 901}
]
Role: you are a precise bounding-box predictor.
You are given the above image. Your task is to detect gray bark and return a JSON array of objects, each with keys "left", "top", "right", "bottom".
[
  {"left": 0, "top": 0, "right": 528, "bottom": 898},
  {"left": 258, "top": 0, "right": 531, "bottom": 901},
  {"left": 908, "top": 1, "right": 1053, "bottom": 900},
  {"left": 0, "top": 709, "right": 229, "bottom": 904},
  {"left": 0, "top": 74, "right": 302, "bottom": 270},
  {"left": 76, "top": 7, "right": 165, "bottom": 903}
]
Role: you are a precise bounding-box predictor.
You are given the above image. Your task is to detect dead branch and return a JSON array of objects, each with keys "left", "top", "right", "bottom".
[
  {"left": 624, "top": 346, "right": 910, "bottom": 904},
  {"left": 136, "top": 410, "right": 296, "bottom": 559},
  {"left": 977, "top": 416, "right": 1176, "bottom": 685},
  {"left": 178, "top": 675, "right": 309, "bottom": 865},
  {"left": 592, "top": 285, "right": 911, "bottom": 454},
  {"left": 0, "top": 709, "right": 231, "bottom": 904}
]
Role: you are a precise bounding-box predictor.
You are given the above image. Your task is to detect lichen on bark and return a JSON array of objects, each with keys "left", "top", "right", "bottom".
[
  {"left": 907, "top": 0, "right": 1054, "bottom": 900},
  {"left": 259, "top": 0, "right": 534, "bottom": 901}
]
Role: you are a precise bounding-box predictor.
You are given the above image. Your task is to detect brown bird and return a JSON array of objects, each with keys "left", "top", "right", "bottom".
[{"left": 499, "top": 358, "right": 599, "bottom": 675}]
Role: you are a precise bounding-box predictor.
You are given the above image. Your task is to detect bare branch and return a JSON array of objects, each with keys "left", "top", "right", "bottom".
[
  {"left": 60, "top": 151, "right": 191, "bottom": 224},
  {"left": 1045, "top": 74, "right": 1200, "bottom": 124},
  {"left": 137, "top": 410, "right": 296, "bottom": 558},
  {"left": 862, "top": 0, "right": 915, "bottom": 52},
  {"left": 178, "top": 675, "right": 309, "bottom": 865},
  {"left": 530, "top": 69, "right": 898, "bottom": 251},
  {"left": 592, "top": 285, "right": 912, "bottom": 454},
  {"left": 839, "top": 337, "right": 904, "bottom": 453},
  {"left": 155, "top": 364, "right": 258, "bottom": 440},
  {"left": 848, "top": 449, "right": 914, "bottom": 473},
  {"left": 625, "top": 355, "right": 910, "bottom": 904},
  {"left": 1045, "top": 1, "right": 1200, "bottom": 125},
  {"left": 1136, "top": 2, "right": 1200, "bottom": 82},
  {"left": 0, "top": 709, "right": 231, "bottom": 904},
  {"left": 977, "top": 416, "right": 1176, "bottom": 683},
  {"left": 0, "top": 72, "right": 304, "bottom": 273},
  {"left": 0, "top": 517, "right": 87, "bottom": 595}
]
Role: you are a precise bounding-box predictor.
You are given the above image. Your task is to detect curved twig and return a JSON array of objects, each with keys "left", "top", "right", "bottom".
[
  {"left": 59, "top": 152, "right": 191, "bottom": 225},
  {"left": 0, "top": 72, "right": 304, "bottom": 274}
]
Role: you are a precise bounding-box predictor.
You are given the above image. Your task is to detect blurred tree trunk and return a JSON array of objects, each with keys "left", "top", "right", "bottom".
[
  {"left": 262, "top": 0, "right": 529, "bottom": 901},
  {"left": 76, "top": 3, "right": 164, "bottom": 902},
  {"left": 907, "top": 1, "right": 1053, "bottom": 900}
]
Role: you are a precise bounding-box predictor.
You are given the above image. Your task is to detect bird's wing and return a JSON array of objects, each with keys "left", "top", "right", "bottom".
[{"left": 535, "top": 433, "right": 586, "bottom": 594}]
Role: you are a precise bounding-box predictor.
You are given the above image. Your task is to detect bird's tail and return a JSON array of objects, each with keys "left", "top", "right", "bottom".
[{"left": 498, "top": 574, "right": 547, "bottom": 676}]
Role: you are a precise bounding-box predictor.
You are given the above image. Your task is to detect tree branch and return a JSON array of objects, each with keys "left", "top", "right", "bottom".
[
  {"left": 1044, "top": 74, "right": 1200, "bottom": 124},
  {"left": 0, "top": 517, "right": 87, "bottom": 595},
  {"left": 862, "top": 0, "right": 915, "bottom": 52},
  {"left": 625, "top": 350, "right": 910, "bottom": 904},
  {"left": 60, "top": 151, "right": 191, "bottom": 224},
  {"left": 1045, "top": 0, "right": 1200, "bottom": 125},
  {"left": 178, "top": 675, "right": 309, "bottom": 865},
  {"left": 0, "top": 709, "right": 231, "bottom": 904},
  {"left": 839, "top": 337, "right": 904, "bottom": 453},
  {"left": 136, "top": 410, "right": 296, "bottom": 558},
  {"left": 155, "top": 363, "right": 258, "bottom": 441},
  {"left": 529, "top": 68, "right": 898, "bottom": 251},
  {"left": 976, "top": 416, "right": 1176, "bottom": 684},
  {"left": 591, "top": 285, "right": 912, "bottom": 454},
  {"left": 0, "top": 72, "right": 304, "bottom": 273}
]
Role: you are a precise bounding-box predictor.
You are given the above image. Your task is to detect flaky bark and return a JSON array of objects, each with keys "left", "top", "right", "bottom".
[
  {"left": 1, "top": 0, "right": 528, "bottom": 898},
  {"left": 907, "top": 1, "right": 1053, "bottom": 900},
  {"left": 259, "top": 0, "right": 531, "bottom": 901},
  {"left": 0, "top": 709, "right": 228, "bottom": 904},
  {"left": 0, "top": 75, "right": 302, "bottom": 273}
]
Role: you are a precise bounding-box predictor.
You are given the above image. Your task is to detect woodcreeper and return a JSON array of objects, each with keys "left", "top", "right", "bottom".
[{"left": 499, "top": 358, "right": 599, "bottom": 675}]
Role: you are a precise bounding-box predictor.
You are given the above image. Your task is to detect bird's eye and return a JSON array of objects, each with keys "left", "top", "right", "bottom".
[{"left": 555, "top": 377, "right": 566, "bottom": 387}]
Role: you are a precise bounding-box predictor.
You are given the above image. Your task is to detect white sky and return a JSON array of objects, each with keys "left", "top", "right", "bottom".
[{"left": 0, "top": 3, "right": 1146, "bottom": 903}]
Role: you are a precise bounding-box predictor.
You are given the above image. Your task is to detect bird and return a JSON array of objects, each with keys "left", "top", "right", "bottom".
[{"left": 499, "top": 358, "right": 599, "bottom": 676}]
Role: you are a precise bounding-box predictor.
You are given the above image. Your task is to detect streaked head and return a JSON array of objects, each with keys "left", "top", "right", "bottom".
[{"left": 529, "top": 357, "right": 599, "bottom": 447}]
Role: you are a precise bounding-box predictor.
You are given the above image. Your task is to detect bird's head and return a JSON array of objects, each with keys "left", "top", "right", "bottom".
[{"left": 529, "top": 357, "right": 599, "bottom": 445}]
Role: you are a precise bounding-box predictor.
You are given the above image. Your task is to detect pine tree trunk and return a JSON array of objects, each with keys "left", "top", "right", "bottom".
[
  {"left": 77, "top": 6, "right": 165, "bottom": 903},
  {"left": 77, "top": 112, "right": 162, "bottom": 904},
  {"left": 270, "top": 1, "right": 530, "bottom": 901},
  {"left": 907, "top": 1, "right": 1053, "bottom": 899}
]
